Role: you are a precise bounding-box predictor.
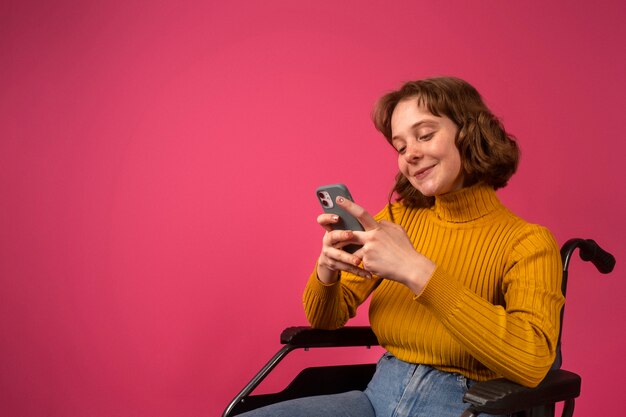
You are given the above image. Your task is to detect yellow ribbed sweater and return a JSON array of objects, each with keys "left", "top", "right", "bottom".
[{"left": 303, "top": 184, "right": 564, "bottom": 388}]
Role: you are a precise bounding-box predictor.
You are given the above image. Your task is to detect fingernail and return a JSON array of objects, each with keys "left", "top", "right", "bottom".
[
  {"left": 332, "top": 215, "right": 339, "bottom": 221},
  {"left": 337, "top": 196, "right": 345, "bottom": 203}
]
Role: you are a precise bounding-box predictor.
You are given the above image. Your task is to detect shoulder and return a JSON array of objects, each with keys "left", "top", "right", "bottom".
[
  {"left": 504, "top": 220, "right": 561, "bottom": 267},
  {"left": 499, "top": 205, "right": 558, "bottom": 249},
  {"left": 476, "top": 201, "right": 560, "bottom": 267}
]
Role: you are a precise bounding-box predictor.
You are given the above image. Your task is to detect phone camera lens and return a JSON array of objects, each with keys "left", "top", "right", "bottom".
[{"left": 322, "top": 200, "right": 329, "bottom": 207}]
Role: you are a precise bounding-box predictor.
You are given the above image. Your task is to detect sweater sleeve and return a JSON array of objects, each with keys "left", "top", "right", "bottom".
[
  {"left": 302, "top": 207, "right": 390, "bottom": 329},
  {"left": 416, "top": 224, "right": 564, "bottom": 387},
  {"left": 302, "top": 269, "right": 381, "bottom": 329}
]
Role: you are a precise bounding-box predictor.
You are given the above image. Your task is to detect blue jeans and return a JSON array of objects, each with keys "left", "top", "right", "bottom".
[{"left": 236, "top": 352, "right": 507, "bottom": 417}]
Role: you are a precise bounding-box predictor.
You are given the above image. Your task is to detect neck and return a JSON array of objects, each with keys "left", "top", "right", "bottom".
[{"left": 433, "top": 183, "right": 503, "bottom": 223}]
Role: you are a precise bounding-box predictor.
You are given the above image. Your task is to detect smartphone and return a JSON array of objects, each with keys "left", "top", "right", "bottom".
[{"left": 315, "top": 183, "right": 364, "bottom": 253}]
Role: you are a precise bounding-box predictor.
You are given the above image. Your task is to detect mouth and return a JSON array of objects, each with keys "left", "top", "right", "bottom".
[{"left": 413, "top": 165, "right": 435, "bottom": 179}]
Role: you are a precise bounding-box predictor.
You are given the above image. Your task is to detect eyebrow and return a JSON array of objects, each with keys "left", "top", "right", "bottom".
[{"left": 391, "top": 120, "right": 438, "bottom": 141}]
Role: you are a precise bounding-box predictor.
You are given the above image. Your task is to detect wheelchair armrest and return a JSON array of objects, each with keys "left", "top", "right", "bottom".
[
  {"left": 462, "top": 369, "right": 581, "bottom": 415},
  {"left": 280, "top": 326, "right": 380, "bottom": 348},
  {"left": 223, "top": 328, "right": 379, "bottom": 416}
]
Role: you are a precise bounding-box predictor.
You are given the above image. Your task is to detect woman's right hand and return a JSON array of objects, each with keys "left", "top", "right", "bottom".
[{"left": 316, "top": 213, "right": 373, "bottom": 284}]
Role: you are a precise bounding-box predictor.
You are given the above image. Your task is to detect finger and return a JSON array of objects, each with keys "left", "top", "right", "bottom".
[
  {"left": 323, "top": 251, "right": 372, "bottom": 279},
  {"left": 351, "top": 246, "right": 365, "bottom": 259},
  {"left": 324, "top": 229, "right": 355, "bottom": 248},
  {"left": 349, "top": 266, "right": 373, "bottom": 279},
  {"left": 317, "top": 213, "right": 340, "bottom": 232},
  {"left": 321, "top": 235, "right": 365, "bottom": 266},
  {"left": 350, "top": 230, "right": 371, "bottom": 247},
  {"left": 325, "top": 246, "right": 363, "bottom": 267},
  {"left": 336, "top": 196, "right": 379, "bottom": 230}
]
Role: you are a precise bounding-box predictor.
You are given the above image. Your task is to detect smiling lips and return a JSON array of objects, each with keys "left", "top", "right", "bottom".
[{"left": 413, "top": 165, "right": 435, "bottom": 179}]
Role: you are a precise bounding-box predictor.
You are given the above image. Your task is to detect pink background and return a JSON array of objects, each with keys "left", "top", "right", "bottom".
[{"left": 2, "top": 1, "right": 625, "bottom": 416}]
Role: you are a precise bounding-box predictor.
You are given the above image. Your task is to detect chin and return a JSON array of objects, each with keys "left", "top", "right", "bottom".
[
  {"left": 418, "top": 186, "right": 455, "bottom": 198},
  {"left": 415, "top": 188, "right": 437, "bottom": 197},
  {"left": 411, "top": 182, "right": 438, "bottom": 197}
]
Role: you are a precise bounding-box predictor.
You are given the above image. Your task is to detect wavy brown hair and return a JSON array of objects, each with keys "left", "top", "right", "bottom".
[{"left": 372, "top": 77, "right": 520, "bottom": 208}]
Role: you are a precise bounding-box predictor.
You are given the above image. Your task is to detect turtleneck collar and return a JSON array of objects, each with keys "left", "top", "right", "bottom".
[{"left": 432, "top": 183, "right": 504, "bottom": 223}]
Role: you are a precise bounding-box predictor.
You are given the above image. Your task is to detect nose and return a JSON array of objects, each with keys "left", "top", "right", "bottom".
[{"left": 403, "top": 138, "right": 423, "bottom": 162}]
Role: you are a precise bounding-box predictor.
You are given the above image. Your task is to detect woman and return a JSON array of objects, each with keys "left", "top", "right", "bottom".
[{"left": 242, "top": 77, "right": 563, "bottom": 417}]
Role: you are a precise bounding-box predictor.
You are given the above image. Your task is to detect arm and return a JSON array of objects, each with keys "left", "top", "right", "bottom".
[
  {"left": 417, "top": 225, "right": 563, "bottom": 387},
  {"left": 303, "top": 268, "right": 381, "bottom": 330},
  {"left": 303, "top": 202, "right": 389, "bottom": 330}
]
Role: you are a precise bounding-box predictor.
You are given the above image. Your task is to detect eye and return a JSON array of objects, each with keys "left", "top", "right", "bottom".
[
  {"left": 419, "top": 132, "right": 434, "bottom": 141},
  {"left": 392, "top": 140, "right": 406, "bottom": 154}
]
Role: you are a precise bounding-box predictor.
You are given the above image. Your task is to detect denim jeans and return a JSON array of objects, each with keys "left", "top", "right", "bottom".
[{"left": 236, "top": 352, "right": 507, "bottom": 417}]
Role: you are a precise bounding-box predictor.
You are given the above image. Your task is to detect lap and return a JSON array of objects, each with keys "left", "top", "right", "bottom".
[
  {"left": 365, "top": 352, "right": 502, "bottom": 417},
  {"left": 236, "top": 352, "right": 507, "bottom": 417}
]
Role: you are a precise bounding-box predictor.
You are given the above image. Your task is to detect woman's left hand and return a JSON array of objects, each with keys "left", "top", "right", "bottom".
[{"left": 336, "top": 196, "right": 436, "bottom": 294}]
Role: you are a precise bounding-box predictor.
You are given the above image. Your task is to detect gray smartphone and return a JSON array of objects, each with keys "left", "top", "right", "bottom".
[{"left": 315, "top": 183, "right": 364, "bottom": 253}]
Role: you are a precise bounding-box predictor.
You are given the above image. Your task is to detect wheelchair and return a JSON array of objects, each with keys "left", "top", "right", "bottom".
[{"left": 223, "top": 238, "right": 615, "bottom": 417}]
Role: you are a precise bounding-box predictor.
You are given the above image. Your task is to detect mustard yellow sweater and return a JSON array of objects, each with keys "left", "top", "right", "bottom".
[{"left": 303, "top": 184, "right": 564, "bottom": 388}]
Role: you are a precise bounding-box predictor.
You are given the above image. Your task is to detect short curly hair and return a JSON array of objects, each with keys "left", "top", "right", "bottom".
[{"left": 372, "top": 77, "right": 520, "bottom": 208}]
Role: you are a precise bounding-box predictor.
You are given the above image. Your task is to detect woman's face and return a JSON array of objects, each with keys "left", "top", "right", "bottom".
[{"left": 390, "top": 99, "right": 464, "bottom": 197}]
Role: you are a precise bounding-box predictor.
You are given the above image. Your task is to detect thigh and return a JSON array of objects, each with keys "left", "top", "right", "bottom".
[
  {"left": 409, "top": 368, "right": 508, "bottom": 417},
  {"left": 364, "top": 352, "right": 419, "bottom": 417},
  {"left": 364, "top": 353, "right": 508, "bottom": 417},
  {"left": 235, "top": 390, "right": 375, "bottom": 417}
]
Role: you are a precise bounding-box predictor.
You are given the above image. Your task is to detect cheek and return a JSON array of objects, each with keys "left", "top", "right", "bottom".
[
  {"left": 451, "top": 153, "right": 462, "bottom": 172},
  {"left": 397, "top": 157, "right": 409, "bottom": 174},
  {"left": 449, "top": 152, "right": 464, "bottom": 183},
  {"left": 443, "top": 142, "right": 462, "bottom": 173}
]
